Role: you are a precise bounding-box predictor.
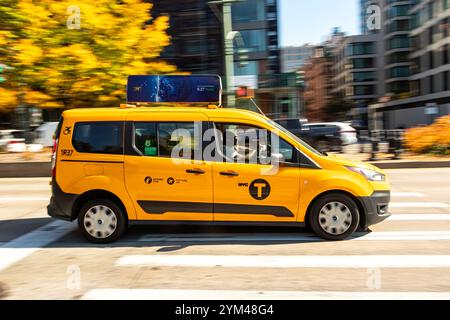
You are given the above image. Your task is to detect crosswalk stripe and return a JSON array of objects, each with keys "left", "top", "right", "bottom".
[
  {"left": 0, "top": 197, "right": 49, "bottom": 201},
  {"left": 391, "top": 192, "right": 424, "bottom": 198},
  {"left": 0, "top": 220, "right": 75, "bottom": 272},
  {"left": 389, "top": 214, "right": 450, "bottom": 221},
  {"left": 115, "top": 255, "right": 450, "bottom": 268},
  {"left": 82, "top": 289, "right": 450, "bottom": 300},
  {"left": 137, "top": 230, "right": 450, "bottom": 242},
  {"left": 390, "top": 202, "right": 448, "bottom": 208}
]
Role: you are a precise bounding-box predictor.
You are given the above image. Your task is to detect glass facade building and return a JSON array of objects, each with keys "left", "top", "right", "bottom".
[
  {"left": 382, "top": 0, "right": 413, "bottom": 97},
  {"left": 152, "top": 0, "right": 280, "bottom": 82},
  {"left": 151, "top": 0, "right": 224, "bottom": 75},
  {"left": 231, "top": 0, "right": 281, "bottom": 83},
  {"left": 382, "top": 0, "right": 450, "bottom": 129},
  {"left": 281, "top": 45, "right": 315, "bottom": 73},
  {"left": 331, "top": 33, "right": 383, "bottom": 123}
]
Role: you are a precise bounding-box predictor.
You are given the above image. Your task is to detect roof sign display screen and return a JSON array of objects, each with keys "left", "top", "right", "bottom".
[{"left": 127, "top": 75, "right": 222, "bottom": 104}]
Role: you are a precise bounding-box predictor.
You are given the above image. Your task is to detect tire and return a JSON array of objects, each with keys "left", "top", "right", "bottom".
[
  {"left": 308, "top": 193, "right": 360, "bottom": 241},
  {"left": 78, "top": 199, "right": 127, "bottom": 244}
]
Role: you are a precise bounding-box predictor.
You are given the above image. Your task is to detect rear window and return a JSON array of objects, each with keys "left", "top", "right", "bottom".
[
  {"left": 72, "top": 122, "right": 123, "bottom": 154},
  {"left": 133, "top": 122, "right": 200, "bottom": 159}
]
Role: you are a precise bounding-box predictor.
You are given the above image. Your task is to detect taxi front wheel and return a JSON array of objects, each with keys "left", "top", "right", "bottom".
[
  {"left": 309, "top": 193, "right": 360, "bottom": 241},
  {"left": 78, "top": 199, "right": 127, "bottom": 243}
]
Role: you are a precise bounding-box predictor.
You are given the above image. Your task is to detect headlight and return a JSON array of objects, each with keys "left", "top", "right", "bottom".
[{"left": 346, "top": 166, "right": 386, "bottom": 181}]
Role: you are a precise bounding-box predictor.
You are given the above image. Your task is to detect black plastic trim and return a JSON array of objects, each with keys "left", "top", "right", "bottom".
[
  {"left": 358, "top": 191, "right": 391, "bottom": 229},
  {"left": 47, "top": 179, "right": 78, "bottom": 221},
  {"left": 138, "top": 201, "right": 295, "bottom": 218}
]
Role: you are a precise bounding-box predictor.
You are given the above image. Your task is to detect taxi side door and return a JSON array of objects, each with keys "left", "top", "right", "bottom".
[
  {"left": 208, "top": 120, "right": 301, "bottom": 222},
  {"left": 124, "top": 111, "right": 214, "bottom": 221}
]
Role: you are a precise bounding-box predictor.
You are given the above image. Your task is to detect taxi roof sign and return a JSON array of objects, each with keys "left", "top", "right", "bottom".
[{"left": 127, "top": 75, "right": 222, "bottom": 105}]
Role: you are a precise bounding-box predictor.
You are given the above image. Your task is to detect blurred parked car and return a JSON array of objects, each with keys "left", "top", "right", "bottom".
[
  {"left": 307, "top": 122, "right": 358, "bottom": 150},
  {"left": 0, "top": 130, "right": 27, "bottom": 153},
  {"left": 273, "top": 119, "right": 357, "bottom": 152},
  {"left": 35, "top": 122, "right": 59, "bottom": 147},
  {"left": 273, "top": 118, "right": 310, "bottom": 137}
]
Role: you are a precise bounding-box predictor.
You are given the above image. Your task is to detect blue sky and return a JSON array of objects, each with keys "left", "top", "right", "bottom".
[{"left": 279, "top": 0, "right": 360, "bottom": 46}]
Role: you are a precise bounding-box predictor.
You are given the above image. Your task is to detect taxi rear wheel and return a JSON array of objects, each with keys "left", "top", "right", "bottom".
[
  {"left": 78, "top": 199, "right": 126, "bottom": 243},
  {"left": 309, "top": 193, "right": 360, "bottom": 241}
]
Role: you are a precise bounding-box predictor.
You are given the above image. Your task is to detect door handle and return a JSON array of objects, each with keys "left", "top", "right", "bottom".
[
  {"left": 220, "top": 171, "right": 239, "bottom": 177},
  {"left": 186, "top": 169, "right": 206, "bottom": 175}
]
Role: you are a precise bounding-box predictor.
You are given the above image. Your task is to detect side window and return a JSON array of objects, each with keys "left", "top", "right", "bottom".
[
  {"left": 158, "top": 122, "right": 198, "bottom": 158},
  {"left": 72, "top": 122, "right": 123, "bottom": 155},
  {"left": 133, "top": 122, "right": 202, "bottom": 159},
  {"left": 278, "top": 138, "right": 295, "bottom": 163},
  {"left": 134, "top": 122, "right": 158, "bottom": 156},
  {"left": 214, "top": 123, "right": 298, "bottom": 164}
]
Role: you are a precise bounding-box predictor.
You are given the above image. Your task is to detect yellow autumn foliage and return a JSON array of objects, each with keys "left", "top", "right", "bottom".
[
  {"left": 0, "top": 0, "right": 176, "bottom": 111},
  {"left": 404, "top": 115, "right": 450, "bottom": 155},
  {"left": 0, "top": 88, "right": 18, "bottom": 109}
]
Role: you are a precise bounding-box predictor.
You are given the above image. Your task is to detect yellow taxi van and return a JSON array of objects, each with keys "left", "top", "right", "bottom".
[{"left": 48, "top": 75, "right": 391, "bottom": 243}]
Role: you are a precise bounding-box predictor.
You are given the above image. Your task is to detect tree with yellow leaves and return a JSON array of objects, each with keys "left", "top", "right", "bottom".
[{"left": 0, "top": 0, "right": 176, "bottom": 111}]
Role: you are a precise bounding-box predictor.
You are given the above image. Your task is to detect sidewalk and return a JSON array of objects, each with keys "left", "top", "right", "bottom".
[
  {"left": 336, "top": 145, "right": 450, "bottom": 169},
  {"left": 339, "top": 152, "right": 450, "bottom": 169},
  {"left": 0, "top": 149, "right": 449, "bottom": 177}
]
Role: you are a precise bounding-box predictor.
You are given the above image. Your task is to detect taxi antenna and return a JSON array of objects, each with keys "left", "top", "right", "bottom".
[{"left": 249, "top": 98, "right": 266, "bottom": 117}]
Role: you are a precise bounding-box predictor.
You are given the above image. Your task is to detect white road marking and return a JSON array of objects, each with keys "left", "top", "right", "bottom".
[
  {"left": 138, "top": 230, "right": 450, "bottom": 242},
  {"left": 82, "top": 289, "right": 450, "bottom": 300},
  {"left": 391, "top": 192, "right": 424, "bottom": 198},
  {"left": 0, "top": 220, "right": 75, "bottom": 272},
  {"left": 116, "top": 255, "right": 450, "bottom": 268},
  {"left": 358, "top": 231, "right": 450, "bottom": 241},
  {"left": 390, "top": 202, "right": 449, "bottom": 208},
  {"left": 0, "top": 197, "right": 49, "bottom": 201},
  {"left": 389, "top": 214, "right": 450, "bottom": 221}
]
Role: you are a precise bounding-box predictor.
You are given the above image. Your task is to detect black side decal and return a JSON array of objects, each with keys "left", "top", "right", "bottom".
[
  {"left": 138, "top": 201, "right": 213, "bottom": 214},
  {"left": 137, "top": 201, "right": 294, "bottom": 218}
]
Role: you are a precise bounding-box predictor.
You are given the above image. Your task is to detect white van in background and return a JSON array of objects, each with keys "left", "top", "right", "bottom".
[{"left": 35, "top": 122, "right": 59, "bottom": 147}]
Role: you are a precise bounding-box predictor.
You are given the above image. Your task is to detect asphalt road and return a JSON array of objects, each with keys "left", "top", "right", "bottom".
[{"left": 0, "top": 168, "right": 450, "bottom": 300}]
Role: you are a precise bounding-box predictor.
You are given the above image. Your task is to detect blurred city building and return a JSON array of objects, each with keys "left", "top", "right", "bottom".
[
  {"left": 381, "top": 0, "right": 450, "bottom": 128},
  {"left": 151, "top": 0, "right": 224, "bottom": 75},
  {"left": 152, "top": 0, "right": 303, "bottom": 117},
  {"left": 382, "top": 0, "right": 412, "bottom": 100},
  {"left": 280, "top": 44, "right": 315, "bottom": 73},
  {"left": 303, "top": 46, "right": 334, "bottom": 121},
  {"left": 331, "top": 33, "right": 384, "bottom": 125}
]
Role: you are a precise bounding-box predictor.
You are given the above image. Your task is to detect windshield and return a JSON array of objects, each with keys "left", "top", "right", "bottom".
[{"left": 266, "top": 118, "right": 323, "bottom": 156}]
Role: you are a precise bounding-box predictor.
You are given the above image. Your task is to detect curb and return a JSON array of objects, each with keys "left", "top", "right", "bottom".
[
  {"left": 0, "top": 162, "right": 51, "bottom": 178},
  {"left": 0, "top": 160, "right": 449, "bottom": 178},
  {"left": 370, "top": 160, "right": 450, "bottom": 169}
]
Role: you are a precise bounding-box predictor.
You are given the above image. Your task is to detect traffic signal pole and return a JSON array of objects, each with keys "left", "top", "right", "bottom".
[
  {"left": 223, "top": 2, "right": 235, "bottom": 107},
  {"left": 208, "top": 0, "right": 243, "bottom": 107}
]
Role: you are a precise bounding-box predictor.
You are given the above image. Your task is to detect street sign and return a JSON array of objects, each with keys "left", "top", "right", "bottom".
[{"left": 425, "top": 104, "right": 439, "bottom": 115}]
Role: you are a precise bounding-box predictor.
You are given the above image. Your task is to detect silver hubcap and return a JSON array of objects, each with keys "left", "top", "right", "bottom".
[
  {"left": 318, "top": 201, "right": 353, "bottom": 235},
  {"left": 84, "top": 205, "right": 117, "bottom": 239}
]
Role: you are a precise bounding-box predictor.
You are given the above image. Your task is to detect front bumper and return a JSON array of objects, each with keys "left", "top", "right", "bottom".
[{"left": 358, "top": 191, "right": 391, "bottom": 230}]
